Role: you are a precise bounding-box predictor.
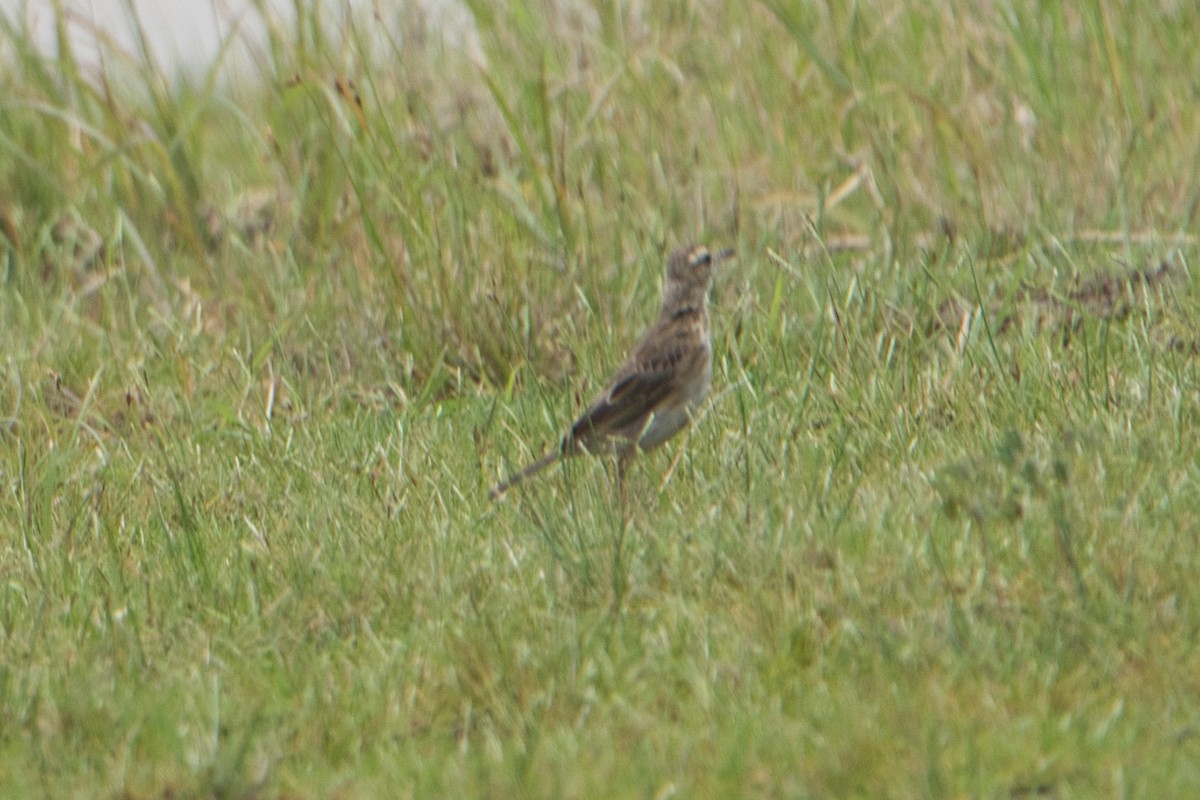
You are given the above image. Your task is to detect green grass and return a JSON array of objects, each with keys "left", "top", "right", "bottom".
[{"left": 2, "top": 0, "right": 1200, "bottom": 796}]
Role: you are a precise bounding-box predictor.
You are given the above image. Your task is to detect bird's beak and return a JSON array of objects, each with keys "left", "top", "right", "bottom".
[{"left": 714, "top": 247, "right": 736, "bottom": 263}]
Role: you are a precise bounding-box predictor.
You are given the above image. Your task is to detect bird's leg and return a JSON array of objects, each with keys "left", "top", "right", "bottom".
[{"left": 617, "top": 449, "right": 633, "bottom": 510}]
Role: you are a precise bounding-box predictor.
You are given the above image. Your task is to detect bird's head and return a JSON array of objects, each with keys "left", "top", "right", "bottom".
[{"left": 666, "top": 244, "right": 735, "bottom": 287}]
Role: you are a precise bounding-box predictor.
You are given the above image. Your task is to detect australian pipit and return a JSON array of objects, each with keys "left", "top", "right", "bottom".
[{"left": 490, "top": 244, "right": 734, "bottom": 499}]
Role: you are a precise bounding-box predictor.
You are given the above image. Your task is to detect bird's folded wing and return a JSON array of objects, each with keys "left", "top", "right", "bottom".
[{"left": 568, "top": 339, "right": 697, "bottom": 446}]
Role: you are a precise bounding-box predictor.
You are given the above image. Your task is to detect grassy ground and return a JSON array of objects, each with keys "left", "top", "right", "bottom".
[{"left": 2, "top": 0, "right": 1199, "bottom": 797}]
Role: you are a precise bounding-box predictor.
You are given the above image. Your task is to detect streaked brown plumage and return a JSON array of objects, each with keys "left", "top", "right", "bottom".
[{"left": 490, "top": 244, "right": 734, "bottom": 499}]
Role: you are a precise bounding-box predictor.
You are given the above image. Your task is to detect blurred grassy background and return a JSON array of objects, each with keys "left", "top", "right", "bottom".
[{"left": 1, "top": 1, "right": 1198, "bottom": 797}]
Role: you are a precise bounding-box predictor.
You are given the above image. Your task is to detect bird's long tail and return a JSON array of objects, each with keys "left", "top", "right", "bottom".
[{"left": 489, "top": 451, "right": 561, "bottom": 499}]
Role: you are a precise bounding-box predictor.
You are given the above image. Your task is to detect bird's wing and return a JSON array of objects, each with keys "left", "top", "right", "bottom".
[{"left": 567, "top": 330, "right": 699, "bottom": 448}]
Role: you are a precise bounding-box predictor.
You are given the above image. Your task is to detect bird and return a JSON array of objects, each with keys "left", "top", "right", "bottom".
[{"left": 490, "top": 243, "right": 735, "bottom": 499}]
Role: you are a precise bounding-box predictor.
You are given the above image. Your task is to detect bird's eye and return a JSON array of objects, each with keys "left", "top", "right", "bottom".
[{"left": 689, "top": 248, "right": 711, "bottom": 267}]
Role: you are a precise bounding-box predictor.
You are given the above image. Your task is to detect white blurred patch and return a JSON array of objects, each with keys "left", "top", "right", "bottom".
[
  {"left": 1013, "top": 96, "right": 1037, "bottom": 151},
  {"left": 2, "top": 0, "right": 483, "bottom": 81}
]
